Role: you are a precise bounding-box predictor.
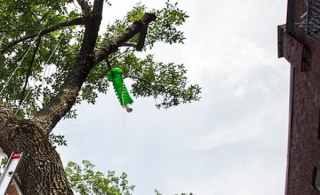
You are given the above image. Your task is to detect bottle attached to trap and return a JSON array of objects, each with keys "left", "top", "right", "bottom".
[{"left": 107, "top": 68, "right": 133, "bottom": 112}]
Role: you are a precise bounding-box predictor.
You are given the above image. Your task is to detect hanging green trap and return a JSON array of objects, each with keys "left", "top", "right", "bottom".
[{"left": 107, "top": 68, "right": 133, "bottom": 113}]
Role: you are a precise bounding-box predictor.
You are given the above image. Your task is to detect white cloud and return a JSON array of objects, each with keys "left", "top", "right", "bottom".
[
  {"left": 235, "top": 86, "right": 246, "bottom": 98},
  {"left": 191, "top": 75, "right": 289, "bottom": 151},
  {"left": 192, "top": 109, "right": 267, "bottom": 150}
]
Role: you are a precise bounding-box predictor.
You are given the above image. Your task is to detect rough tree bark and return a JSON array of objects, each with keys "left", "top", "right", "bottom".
[{"left": 0, "top": 0, "right": 156, "bottom": 194}]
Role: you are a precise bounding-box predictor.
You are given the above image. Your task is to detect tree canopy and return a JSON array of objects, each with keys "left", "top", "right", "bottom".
[
  {"left": 0, "top": 0, "right": 200, "bottom": 194},
  {"left": 0, "top": 0, "right": 200, "bottom": 119}
]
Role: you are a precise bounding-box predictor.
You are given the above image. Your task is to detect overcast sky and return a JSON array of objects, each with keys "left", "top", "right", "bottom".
[{"left": 55, "top": 0, "right": 290, "bottom": 194}]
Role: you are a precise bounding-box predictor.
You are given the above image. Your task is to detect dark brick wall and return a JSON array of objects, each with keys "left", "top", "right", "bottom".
[
  {"left": 284, "top": 0, "right": 320, "bottom": 192},
  {"left": 283, "top": 0, "right": 320, "bottom": 195}
]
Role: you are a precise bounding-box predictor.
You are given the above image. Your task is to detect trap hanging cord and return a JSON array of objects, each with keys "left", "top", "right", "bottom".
[
  {"left": 107, "top": 90, "right": 127, "bottom": 171},
  {"left": 0, "top": 30, "right": 43, "bottom": 95}
]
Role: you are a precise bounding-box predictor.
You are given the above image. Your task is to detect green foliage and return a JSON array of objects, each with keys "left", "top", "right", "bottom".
[
  {"left": 0, "top": 0, "right": 81, "bottom": 118},
  {"left": 147, "top": 1, "right": 189, "bottom": 48},
  {"left": 0, "top": 0, "right": 200, "bottom": 118},
  {"left": 101, "top": 1, "right": 188, "bottom": 50},
  {"left": 97, "top": 1, "right": 200, "bottom": 109},
  {"left": 49, "top": 133, "right": 67, "bottom": 148},
  {"left": 65, "top": 160, "right": 135, "bottom": 195},
  {"left": 0, "top": 158, "right": 8, "bottom": 169}
]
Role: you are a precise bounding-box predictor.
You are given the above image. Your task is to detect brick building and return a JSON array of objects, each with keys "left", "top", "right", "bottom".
[{"left": 278, "top": 0, "right": 320, "bottom": 194}]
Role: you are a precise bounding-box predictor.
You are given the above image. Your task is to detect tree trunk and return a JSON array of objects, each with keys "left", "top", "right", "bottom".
[{"left": 0, "top": 103, "right": 73, "bottom": 194}]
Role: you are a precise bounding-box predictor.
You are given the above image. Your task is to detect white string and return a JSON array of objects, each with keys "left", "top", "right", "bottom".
[
  {"left": 0, "top": 31, "right": 43, "bottom": 95},
  {"left": 42, "top": 35, "right": 64, "bottom": 94},
  {"left": 107, "top": 89, "right": 126, "bottom": 171},
  {"left": 106, "top": 112, "right": 126, "bottom": 171}
]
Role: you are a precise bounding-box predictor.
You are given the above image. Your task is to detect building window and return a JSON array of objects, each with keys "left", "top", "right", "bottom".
[
  {"left": 314, "top": 168, "right": 320, "bottom": 191},
  {"left": 307, "top": 0, "right": 320, "bottom": 43}
]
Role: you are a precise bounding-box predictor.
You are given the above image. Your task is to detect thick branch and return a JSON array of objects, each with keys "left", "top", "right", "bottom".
[
  {"left": 93, "top": 13, "right": 156, "bottom": 63},
  {"left": 1, "top": 17, "right": 85, "bottom": 54},
  {"left": 0, "top": 29, "right": 41, "bottom": 32},
  {"left": 32, "top": 0, "right": 104, "bottom": 134}
]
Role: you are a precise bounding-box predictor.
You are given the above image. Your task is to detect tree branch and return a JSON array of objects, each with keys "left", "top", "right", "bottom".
[
  {"left": 0, "top": 29, "right": 41, "bottom": 32},
  {"left": 97, "top": 48, "right": 131, "bottom": 80},
  {"left": 18, "top": 37, "right": 41, "bottom": 111},
  {"left": 93, "top": 13, "right": 156, "bottom": 63},
  {"left": 1, "top": 17, "right": 85, "bottom": 54},
  {"left": 136, "top": 23, "right": 148, "bottom": 51},
  {"left": 119, "top": 42, "right": 137, "bottom": 47},
  {"left": 127, "top": 75, "right": 152, "bottom": 85},
  {"left": 105, "top": 57, "right": 112, "bottom": 70},
  {"left": 127, "top": 75, "right": 176, "bottom": 100}
]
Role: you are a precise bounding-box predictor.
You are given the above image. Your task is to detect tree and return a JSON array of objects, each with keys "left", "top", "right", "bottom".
[
  {"left": 64, "top": 160, "right": 193, "bottom": 195},
  {"left": 65, "top": 160, "right": 135, "bottom": 195},
  {"left": 0, "top": 0, "right": 200, "bottom": 194}
]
